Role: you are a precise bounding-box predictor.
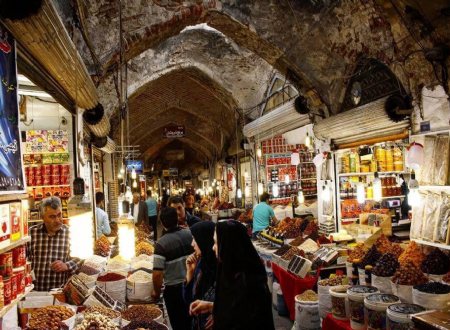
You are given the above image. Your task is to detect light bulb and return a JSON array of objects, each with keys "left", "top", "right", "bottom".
[
  {"left": 373, "top": 172, "right": 382, "bottom": 202},
  {"left": 237, "top": 188, "right": 242, "bottom": 198},
  {"left": 272, "top": 183, "right": 279, "bottom": 198},
  {"left": 118, "top": 172, "right": 123, "bottom": 179},
  {"left": 131, "top": 167, "right": 137, "bottom": 179},
  {"left": 257, "top": 147, "right": 262, "bottom": 158},
  {"left": 208, "top": 187, "right": 213, "bottom": 193},
  {"left": 322, "top": 185, "right": 331, "bottom": 203},
  {"left": 132, "top": 180, "right": 137, "bottom": 188},
  {"left": 285, "top": 174, "right": 290, "bottom": 184},
  {"left": 245, "top": 186, "right": 250, "bottom": 196},
  {"left": 258, "top": 182, "right": 264, "bottom": 195},
  {"left": 356, "top": 180, "right": 365, "bottom": 204},
  {"left": 298, "top": 189, "right": 305, "bottom": 204},
  {"left": 305, "top": 133, "right": 313, "bottom": 150},
  {"left": 120, "top": 166, "right": 125, "bottom": 174}
]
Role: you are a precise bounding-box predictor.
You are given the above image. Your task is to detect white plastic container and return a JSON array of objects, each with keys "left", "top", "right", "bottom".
[
  {"left": 294, "top": 295, "right": 320, "bottom": 330},
  {"left": 386, "top": 303, "right": 425, "bottom": 330},
  {"left": 330, "top": 285, "right": 350, "bottom": 321},
  {"left": 412, "top": 287, "right": 450, "bottom": 311},
  {"left": 364, "top": 293, "right": 400, "bottom": 330},
  {"left": 359, "top": 268, "right": 367, "bottom": 285},
  {"left": 346, "top": 262, "right": 353, "bottom": 278},
  {"left": 347, "top": 286, "right": 379, "bottom": 330},
  {"left": 372, "top": 275, "right": 393, "bottom": 294},
  {"left": 390, "top": 283, "right": 413, "bottom": 304}
]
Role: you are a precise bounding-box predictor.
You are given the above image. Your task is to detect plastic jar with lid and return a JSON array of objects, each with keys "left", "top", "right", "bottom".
[
  {"left": 364, "top": 293, "right": 400, "bottom": 330},
  {"left": 386, "top": 303, "right": 424, "bottom": 330},
  {"left": 330, "top": 285, "right": 350, "bottom": 320},
  {"left": 347, "top": 286, "right": 379, "bottom": 330}
]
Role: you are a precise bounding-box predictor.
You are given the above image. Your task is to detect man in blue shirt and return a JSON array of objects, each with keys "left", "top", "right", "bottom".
[
  {"left": 95, "top": 192, "right": 111, "bottom": 239},
  {"left": 146, "top": 190, "right": 158, "bottom": 240},
  {"left": 252, "top": 192, "right": 277, "bottom": 238}
]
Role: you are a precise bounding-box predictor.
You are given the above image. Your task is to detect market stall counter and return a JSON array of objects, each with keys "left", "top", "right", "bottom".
[
  {"left": 271, "top": 262, "right": 319, "bottom": 320},
  {"left": 322, "top": 313, "right": 351, "bottom": 330}
]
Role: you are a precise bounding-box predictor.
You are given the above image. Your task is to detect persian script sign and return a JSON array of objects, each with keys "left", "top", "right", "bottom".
[{"left": 163, "top": 125, "right": 185, "bottom": 138}]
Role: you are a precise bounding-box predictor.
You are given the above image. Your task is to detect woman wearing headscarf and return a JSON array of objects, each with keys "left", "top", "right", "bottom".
[
  {"left": 184, "top": 221, "right": 217, "bottom": 330},
  {"left": 190, "top": 220, "right": 274, "bottom": 330}
]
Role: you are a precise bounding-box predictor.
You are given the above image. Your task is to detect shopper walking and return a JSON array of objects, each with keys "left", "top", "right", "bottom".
[
  {"left": 184, "top": 221, "right": 217, "bottom": 330},
  {"left": 190, "top": 220, "right": 274, "bottom": 330},
  {"left": 28, "top": 197, "right": 81, "bottom": 291},
  {"left": 130, "top": 192, "right": 148, "bottom": 225},
  {"left": 168, "top": 195, "right": 201, "bottom": 228},
  {"left": 145, "top": 190, "right": 158, "bottom": 240},
  {"left": 152, "top": 207, "right": 194, "bottom": 330},
  {"left": 95, "top": 192, "right": 111, "bottom": 239},
  {"left": 252, "top": 192, "right": 277, "bottom": 239}
]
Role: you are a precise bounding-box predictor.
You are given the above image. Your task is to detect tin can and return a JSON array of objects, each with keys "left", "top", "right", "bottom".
[
  {"left": 0, "top": 252, "right": 13, "bottom": 277},
  {"left": 12, "top": 246, "right": 26, "bottom": 267},
  {"left": 3, "top": 276, "right": 11, "bottom": 305},
  {"left": 11, "top": 273, "right": 17, "bottom": 299},
  {"left": 35, "top": 175, "right": 43, "bottom": 186},
  {"left": 13, "top": 267, "right": 24, "bottom": 294}
]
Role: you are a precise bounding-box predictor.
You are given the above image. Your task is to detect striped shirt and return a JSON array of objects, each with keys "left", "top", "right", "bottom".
[
  {"left": 153, "top": 228, "right": 193, "bottom": 286},
  {"left": 28, "top": 223, "right": 81, "bottom": 291}
]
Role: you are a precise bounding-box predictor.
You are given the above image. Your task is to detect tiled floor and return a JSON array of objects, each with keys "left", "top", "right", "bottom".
[{"left": 273, "top": 306, "right": 294, "bottom": 330}]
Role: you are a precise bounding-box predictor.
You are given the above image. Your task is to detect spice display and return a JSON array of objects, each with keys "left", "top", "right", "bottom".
[
  {"left": 131, "top": 260, "right": 153, "bottom": 270},
  {"left": 128, "top": 270, "right": 152, "bottom": 282},
  {"left": 28, "top": 306, "right": 74, "bottom": 330},
  {"left": 347, "top": 244, "right": 367, "bottom": 263},
  {"left": 392, "top": 262, "right": 428, "bottom": 286},
  {"left": 375, "top": 235, "right": 392, "bottom": 254},
  {"left": 75, "top": 312, "right": 119, "bottom": 330},
  {"left": 387, "top": 244, "right": 404, "bottom": 259},
  {"left": 297, "top": 290, "right": 318, "bottom": 301},
  {"left": 317, "top": 234, "right": 332, "bottom": 244},
  {"left": 94, "top": 236, "right": 111, "bottom": 257},
  {"left": 76, "top": 273, "right": 96, "bottom": 283},
  {"left": 318, "top": 275, "right": 349, "bottom": 287},
  {"left": 136, "top": 241, "right": 155, "bottom": 256},
  {"left": 274, "top": 245, "right": 291, "bottom": 256},
  {"left": 281, "top": 247, "right": 304, "bottom": 261},
  {"left": 122, "top": 320, "right": 167, "bottom": 330},
  {"left": 398, "top": 241, "right": 425, "bottom": 268},
  {"left": 373, "top": 253, "right": 399, "bottom": 277},
  {"left": 84, "top": 305, "right": 121, "bottom": 319},
  {"left": 413, "top": 282, "right": 450, "bottom": 294},
  {"left": 121, "top": 305, "right": 162, "bottom": 322},
  {"left": 97, "top": 272, "right": 126, "bottom": 282},
  {"left": 135, "top": 224, "right": 152, "bottom": 242},
  {"left": 106, "top": 259, "right": 129, "bottom": 272},
  {"left": 360, "top": 245, "right": 382, "bottom": 268},
  {"left": 420, "top": 248, "right": 450, "bottom": 275}
]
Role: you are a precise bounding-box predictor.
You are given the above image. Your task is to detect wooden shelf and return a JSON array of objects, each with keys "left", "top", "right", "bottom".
[
  {"left": 0, "top": 193, "right": 28, "bottom": 203},
  {"left": 0, "top": 236, "right": 31, "bottom": 255},
  {"left": 24, "top": 163, "right": 70, "bottom": 166},
  {"left": 339, "top": 195, "right": 405, "bottom": 201},
  {"left": 411, "top": 239, "right": 450, "bottom": 250},
  {"left": 338, "top": 171, "right": 407, "bottom": 177},
  {"left": 0, "top": 285, "right": 34, "bottom": 319},
  {"left": 27, "top": 185, "right": 71, "bottom": 188}
]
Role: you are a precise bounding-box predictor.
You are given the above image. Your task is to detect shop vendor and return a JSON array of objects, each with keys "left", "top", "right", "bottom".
[
  {"left": 28, "top": 197, "right": 81, "bottom": 291},
  {"left": 252, "top": 192, "right": 277, "bottom": 238}
]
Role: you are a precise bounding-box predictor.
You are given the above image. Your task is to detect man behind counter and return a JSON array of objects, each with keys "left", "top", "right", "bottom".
[
  {"left": 252, "top": 192, "right": 277, "bottom": 239},
  {"left": 28, "top": 197, "right": 81, "bottom": 291}
]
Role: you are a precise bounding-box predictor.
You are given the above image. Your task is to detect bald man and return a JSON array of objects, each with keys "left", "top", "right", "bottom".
[{"left": 130, "top": 192, "right": 148, "bottom": 225}]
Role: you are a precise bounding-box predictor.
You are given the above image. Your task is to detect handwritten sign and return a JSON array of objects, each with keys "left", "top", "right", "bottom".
[
  {"left": 0, "top": 25, "right": 25, "bottom": 193},
  {"left": 163, "top": 125, "right": 185, "bottom": 138}
]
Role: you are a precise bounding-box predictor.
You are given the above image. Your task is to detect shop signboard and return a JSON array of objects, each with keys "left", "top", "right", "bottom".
[
  {"left": 0, "top": 26, "right": 25, "bottom": 194},
  {"left": 126, "top": 159, "right": 143, "bottom": 172},
  {"left": 162, "top": 169, "right": 170, "bottom": 177},
  {"left": 163, "top": 125, "right": 185, "bottom": 138}
]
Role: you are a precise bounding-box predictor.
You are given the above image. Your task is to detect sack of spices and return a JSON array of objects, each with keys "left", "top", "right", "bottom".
[
  {"left": 126, "top": 268, "right": 153, "bottom": 302},
  {"left": 96, "top": 272, "right": 127, "bottom": 303}
]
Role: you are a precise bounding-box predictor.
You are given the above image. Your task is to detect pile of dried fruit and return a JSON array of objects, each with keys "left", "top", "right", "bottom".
[
  {"left": 94, "top": 236, "right": 111, "bottom": 257},
  {"left": 318, "top": 275, "right": 349, "bottom": 287},
  {"left": 75, "top": 312, "right": 119, "bottom": 330},
  {"left": 28, "top": 306, "right": 74, "bottom": 330},
  {"left": 317, "top": 234, "right": 332, "bottom": 245},
  {"left": 281, "top": 247, "right": 304, "bottom": 261},
  {"left": 122, "top": 305, "right": 162, "bottom": 322},
  {"left": 135, "top": 224, "right": 152, "bottom": 242},
  {"left": 347, "top": 244, "right": 367, "bottom": 263},
  {"left": 375, "top": 235, "right": 393, "bottom": 254},
  {"left": 136, "top": 241, "right": 155, "bottom": 255},
  {"left": 360, "top": 245, "right": 382, "bottom": 268},
  {"left": 387, "top": 244, "right": 404, "bottom": 259},
  {"left": 392, "top": 261, "right": 428, "bottom": 286},
  {"left": 420, "top": 248, "right": 450, "bottom": 275},
  {"left": 398, "top": 241, "right": 425, "bottom": 268},
  {"left": 373, "top": 253, "right": 399, "bottom": 277}
]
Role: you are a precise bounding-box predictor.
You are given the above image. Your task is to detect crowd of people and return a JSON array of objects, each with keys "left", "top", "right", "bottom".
[{"left": 27, "top": 188, "right": 276, "bottom": 330}]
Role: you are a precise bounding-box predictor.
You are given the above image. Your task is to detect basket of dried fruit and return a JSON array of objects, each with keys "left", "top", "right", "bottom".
[
  {"left": 121, "top": 305, "right": 163, "bottom": 326},
  {"left": 28, "top": 305, "right": 76, "bottom": 330}
]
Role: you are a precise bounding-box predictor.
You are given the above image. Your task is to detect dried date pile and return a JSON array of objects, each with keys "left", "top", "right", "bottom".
[
  {"left": 94, "top": 236, "right": 111, "bottom": 257},
  {"left": 398, "top": 241, "right": 425, "bottom": 268},
  {"left": 347, "top": 244, "right": 367, "bottom": 263},
  {"left": 392, "top": 261, "right": 428, "bottom": 286},
  {"left": 28, "top": 306, "right": 74, "bottom": 330},
  {"left": 360, "top": 245, "right": 382, "bottom": 268},
  {"left": 136, "top": 241, "right": 155, "bottom": 256},
  {"left": 373, "top": 253, "right": 399, "bottom": 277},
  {"left": 121, "top": 305, "right": 162, "bottom": 322},
  {"left": 420, "top": 248, "right": 450, "bottom": 275}
]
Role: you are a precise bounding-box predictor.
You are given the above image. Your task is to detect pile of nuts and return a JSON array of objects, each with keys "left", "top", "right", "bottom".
[
  {"left": 28, "top": 306, "right": 74, "bottom": 330},
  {"left": 122, "top": 305, "right": 162, "bottom": 322},
  {"left": 373, "top": 253, "right": 399, "bottom": 277},
  {"left": 414, "top": 282, "right": 450, "bottom": 294},
  {"left": 420, "top": 248, "right": 450, "bottom": 275},
  {"left": 75, "top": 312, "right": 119, "bottom": 330},
  {"left": 94, "top": 236, "right": 111, "bottom": 257},
  {"left": 392, "top": 261, "right": 428, "bottom": 286},
  {"left": 348, "top": 244, "right": 367, "bottom": 263},
  {"left": 318, "top": 275, "right": 349, "bottom": 287},
  {"left": 360, "top": 246, "right": 382, "bottom": 268},
  {"left": 297, "top": 290, "right": 318, "bottom": 301},
  {"left": 128, "top": 270, "right": 152, "bottom": 282},
  {"left": 84, "top": 305, "right": 120, "bottom": 319},
  {"left": 122, "top": 320, "right": 168, "bottom": 330},
  {"left": 398, "top": 241, "right": 425, "bottom": 268},
  {"left": 136, "top": 241, "right": 155, "bottom": 256}
]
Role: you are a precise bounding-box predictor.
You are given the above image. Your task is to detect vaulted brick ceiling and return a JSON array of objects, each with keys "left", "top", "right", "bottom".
[{"left": 56, "top": 0, "right": 450, "bottom": 172}]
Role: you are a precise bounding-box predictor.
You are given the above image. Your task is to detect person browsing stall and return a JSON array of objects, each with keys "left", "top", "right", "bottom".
[
  {"left": 152, "top": 207, "right": 194, "bottom": 330},
  {"left": 130, "top": 192, "right": 148, "bottom": 225},
  {"left": 95, "top": 192, "right": 111, "bottom": 239},
  {"left": 145, "top": 190, "right": 158, "bottom": 240},
  {"left": 252, "top": 192, "right": 277, "bottom": 238},
  {"left": 168, "top": 195, "right": 201, "bottom": 228},
  {"left": 28, "top": 197, "right": 81, "bottom": 291}
]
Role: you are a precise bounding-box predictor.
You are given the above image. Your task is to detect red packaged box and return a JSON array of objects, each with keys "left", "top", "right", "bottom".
[
  {"left": 12, "top": 246, "right": 26, "bottom": 268},
  {"left": 52, "top": 175, "right": 60, "bottom": 185},
  {"left": 0, "top": 252, "right": 13, "bottom": 277},
  {"left": 11, "top": 273, "right": 17, "bottom": 299},
  {"left": 42, "top": 165, "right": 52, "bottom": 176},
  {"left": 3, "top": 276, "right": 11, "bottom": 305},
  {"left": 35, "top": 166, "right": 42, "bottom": 177},
  {"left": 51, "top": 164, "right": 60, "bottom": 175},
  {"left": 13, "top": 267, "right": 24, "bottom": 294},
  {"left": 35, "top": 176, "right": 43, "bottom": 186},
  {"left": 60, "top": 174, "right": 69, "bottom": 185},
  {"left": 43, "top": 175, "right": 51, "bottom": 186},
  {"left": 61, "top": 164, "right": 70, "bottom": 174}
]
